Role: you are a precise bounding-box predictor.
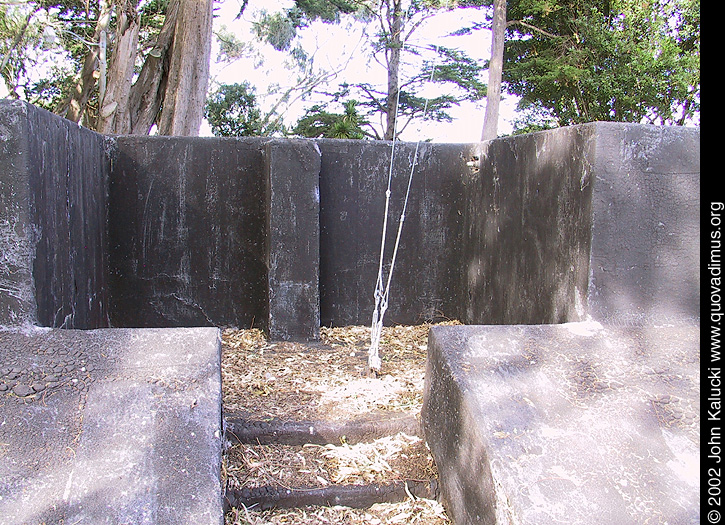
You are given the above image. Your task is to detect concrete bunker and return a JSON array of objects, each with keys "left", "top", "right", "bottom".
[{"left": 0, "top": 99, "right": 700, "bottom": 524}]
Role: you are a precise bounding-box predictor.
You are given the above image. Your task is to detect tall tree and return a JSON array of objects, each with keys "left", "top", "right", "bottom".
[
  {"left": 155, "top": 0, "right": 213, "bottom": 135},
  {"left": 480, "top": 0, "right": 504, "bottom": 140},
  {"left": 368, "top": 0, "right": 487, "bottom": 140},
  {"left": 248, "top": 0, "right": 485, "bottom": 140},
  {"left": 96, "top": 0, "right": 140, "bottom": 134},
  {"left": 4, "top": 0, "right": 215, "bottom": 136},
  {"left": 503, "top": 0, "right": 700, "bottom": 129}
]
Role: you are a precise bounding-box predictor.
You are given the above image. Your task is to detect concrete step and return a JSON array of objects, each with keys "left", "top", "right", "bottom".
[
  {"left": 422, "top": 322, "right": 700, "bottom": 525},
  {"left": 0, "top": 327, "right": 223, "bottom": 525}
]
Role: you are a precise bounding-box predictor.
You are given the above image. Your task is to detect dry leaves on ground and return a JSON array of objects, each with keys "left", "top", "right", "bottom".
[{"left": 221, "top": 322, "right": 459, "bottom": 525}]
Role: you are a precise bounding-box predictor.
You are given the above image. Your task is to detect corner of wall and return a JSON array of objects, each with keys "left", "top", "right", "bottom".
[
  {"left": 0, "top": 101, "right": 38, "bottom": 328},
  {"left": 0, "top": 100, "right": 112, "bottom": 329}
]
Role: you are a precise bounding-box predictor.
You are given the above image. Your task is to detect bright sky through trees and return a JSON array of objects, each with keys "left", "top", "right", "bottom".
[
  {"left": 205, "top": 0, "right": 516, "bottom": 141},
  {"left": 1, "top": 0, "right": 697, "bottom": 139}
]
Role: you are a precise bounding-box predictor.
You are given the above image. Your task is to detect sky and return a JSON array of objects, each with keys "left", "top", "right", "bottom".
[
  {"left": 0, "top": 0, "right": 516, "bottom": 141},
  {"left": 206, "top": 0, "right": 518, "bottom": 142}
]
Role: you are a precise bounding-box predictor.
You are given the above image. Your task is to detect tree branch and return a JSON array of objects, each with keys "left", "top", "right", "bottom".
[{"left": 506, "top": 19, "right": 559, "bottom": 39}]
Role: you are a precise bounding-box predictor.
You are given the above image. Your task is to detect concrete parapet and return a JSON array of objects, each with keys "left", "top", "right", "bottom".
[
  {"left": 0, "top": 100, "right": 110, "bottom": 329},
  {"left": 423, "top": 323, "right": 700, "bottom": 525},
  {"left": 0, "top": 102, "right": 701, "bottom": 335},
  {"left": 464, "top": 125, "right": 595, "bottom": 325},
  {"left": 589, "top": 123, "right": 700, "bottom": 324}
]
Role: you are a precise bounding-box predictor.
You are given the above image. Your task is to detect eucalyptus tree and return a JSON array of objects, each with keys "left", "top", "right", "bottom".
[{"left": 2, "top": 0, "right": 215, "bottom": 136}]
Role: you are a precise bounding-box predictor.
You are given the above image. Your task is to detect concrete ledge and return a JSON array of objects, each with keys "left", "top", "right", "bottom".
[
  {"left": 422, "top": 323, "right": 699, "bottom": 525},
  {"left": 0, "top": 327, "right": 223, "bottom": 524}
]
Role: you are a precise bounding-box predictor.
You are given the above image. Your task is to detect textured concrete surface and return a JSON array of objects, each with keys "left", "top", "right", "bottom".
[
  {"left": 422, "top": 323, "right": 700, "bottom": 525},
  {"left": 0, "top": 327, "right": 223, "bottom": 524},
  {"left": 463, "top": 125, "right": 595, "bottom": 325},
  {"left": 1, "top": 100, "right": 702, "bottom": 338},
  {"left": 266, "top": 139, "right": 321, "bottom": 341},
  {"left": 109, "top": 137, "right": 270, "bottom": 329},
  {"left": 589, "top": 123, "right": 700, "bottom": 324},
  {"left": 0, "top": 99, "right": 110, "bottom": 329}
]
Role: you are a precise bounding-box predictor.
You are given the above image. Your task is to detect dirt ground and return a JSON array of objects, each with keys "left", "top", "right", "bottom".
[{"left": 221, "top": 323, "right": 458, "bottom": 525}]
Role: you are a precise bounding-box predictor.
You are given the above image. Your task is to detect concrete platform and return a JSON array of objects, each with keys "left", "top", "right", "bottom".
[
  {"left": 0, "top": 327, "right": 223, "bottom": 524},
  {"left": 422, "top": 322, "right": 700, "bottom": 525}
]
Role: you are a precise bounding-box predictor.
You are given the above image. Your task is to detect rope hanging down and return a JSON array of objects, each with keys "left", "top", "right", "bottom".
[{"left": 368, "top": 47, "right": 438, "bottom": 374}]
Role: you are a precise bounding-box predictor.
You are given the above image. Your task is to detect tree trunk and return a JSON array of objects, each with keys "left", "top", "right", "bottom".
[
  {"left": 156, "top": 0, "right": 214, "bottom": 136},
  {"left": 97, "top": 2, "right": 140, "bottom": 134},
  {"left": 384, "top": 0, "right": 403, "bottom": 141},
  {"left": 481, "top": 0, "right": 506, "bottom": 141},
  {"left": 57, "top": 0, "right": 113, "bottom": 124},
  {"left": 126, "top": 0, "right": 180, "bottom": 135}
]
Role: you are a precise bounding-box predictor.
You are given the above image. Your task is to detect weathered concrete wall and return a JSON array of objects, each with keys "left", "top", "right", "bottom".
[
  {"left": 462, "top": 125, "right": 596, "bottom": 325},
  {"left": 318, "top": 139, "right": 475, "bottom": 327},
  {"left": 109, "top": 137, "right": 270, "bottom": 329},
  {"left": 0, "top": 100, "right": 110, "bottom": 328},
  {"left": 266, "top": 140, "right": 321, "bottom": 341},
  {"left": 0, "top": 101, "right": 700, "bottom": 335},
  {"left": 589, "top": 123, "right": 700, "bottom": 324}
]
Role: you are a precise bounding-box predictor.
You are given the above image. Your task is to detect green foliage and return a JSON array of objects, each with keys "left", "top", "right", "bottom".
[
  {"left": 425, "top": 46, "right": 486, "bottom": 101},
  {"left": 504, "top": 0, "right": 700, "bottom": 128},
  {"left": 205, "top": 82, "right": 273, "bottom": 137},
  {"left": 253, "top": 0, "right": 360, "bottom": 52},
  {"left": 27, "top": 66, "right": 76, "bottom": 110},
  {"left": 137, "top": 0, "right": 168, "bottom": 51},
  {"left": 292, "top": 99, "right": 370, "bottom": 139},
  {"left": 0, "top": 4, "right": 40, "bottom": 97},
  {"left": 252, "top": 10, "right": 298, "bottom": 52},
  {"left": 293, "top": 0, "right": 361, "bottom": 23},
  {"left": 1, "top": 0, "right": 108, "bottom": 104},
  {"left": 215, "top": 25, "right": 251, "bottom": 63},
  {"left": 334, "top": 43, "right": 486, "bottom": 138}
]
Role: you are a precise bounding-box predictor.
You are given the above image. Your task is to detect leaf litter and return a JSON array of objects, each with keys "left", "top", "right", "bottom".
[{"left": 222, "top": 322, "right": 460, "bottom": 524}]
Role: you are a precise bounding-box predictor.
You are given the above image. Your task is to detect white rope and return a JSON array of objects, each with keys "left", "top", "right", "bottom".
[
  {"left": 368, "top": 46, "right": 438, "bottom": 373},
  {"left": 368, "top": 89, "right": 401, "bottom": 372}
]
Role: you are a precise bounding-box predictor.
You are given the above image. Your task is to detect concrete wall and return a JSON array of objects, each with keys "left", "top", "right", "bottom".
[
  {"left": 463, "top": 124, "right": 596, "bottom": 325},
  {"left": 109, "top": 137, "right": 270, "bottom": 329},
  {"left": 0, "top": 100, "right": 110, "bottom": 328},
  {"left": 0, "top": 101, "right": 700, "bottom": 335},
  {"left": 317, "top": 139, "right": 476, "bottom": 327},
  {"left": 589, "top": 123, "right": 700, "bottom": 324}
]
